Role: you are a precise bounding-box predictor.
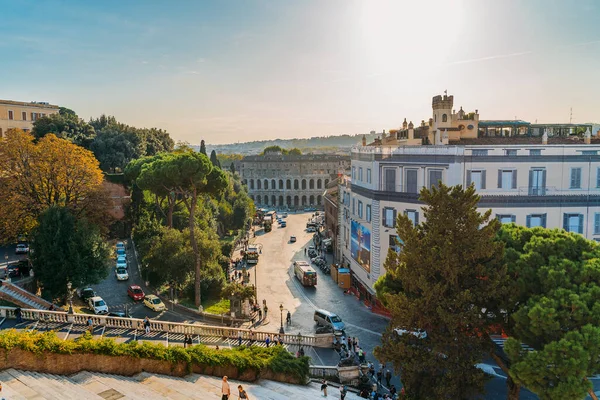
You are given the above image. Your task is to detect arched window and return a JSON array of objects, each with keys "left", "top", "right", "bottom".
[
  {"left": 302, "top": 179, "right": 307, "bottom": 190},
  {"left": 317, "top": 179, "right": 322, "bottom": 189},
  {"left": 325, "top": 179, "right": 329, "bottom": 187},
  {"left": 309, "top": 179, "right": 314, "bottom": 189},
  {"left": 287, "top": 196, "right": 292, "bottom": 206},
  {"left": 271, "top": 195, "right": 276, "bottom": 206},
  {"left": 294, "top": 196, "right": 299, "bottom": 207},
  {"left": 442, "top": 114, "right": 447, "bottom": 122},
  {"left": 278, "top": 195, "right": 284, "bottom": 206},
  {"left": 302, "top": 195, "right": 307, "bottom": 206},
  {"left": 264, "top": 195, "right": 269, "bottom": 205},
  {"left": 250, "top": 179, "right": 255, "bottom": 190},
  {"left": 317, "top": 195, "right": 322, "bottom": 205},
  {"left": 286, "top": 179, "right": 291, "bottom": 190},
  {"left": 257, "top": 180, "right": 262, "bottom": 190},
  {"left": 279, "top": 179, "right": 284, "bottom": 190},
  {"left": 294, "top": 179, "right": 299, "bottom": 190},
  {"left": 271, "top": 179, "right": 276, "bottom": 190},
  {"left": 264, "top": 179, "right": 269, "bottom": 190},
  {"left": 309, "top": 195, "right": 315, "bottom": 205}
]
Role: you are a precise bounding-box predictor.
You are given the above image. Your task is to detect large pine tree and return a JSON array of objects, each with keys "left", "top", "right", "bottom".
[{"left": 374, "top": 183, "right": 508, "bottom": 399}]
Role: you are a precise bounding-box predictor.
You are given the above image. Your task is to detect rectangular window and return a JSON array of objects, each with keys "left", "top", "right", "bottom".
[
  {"left": 31, "top": 112, "right": 36, "bottom": 121},
  {"left": 389, "top": 235, "right": 401, "bottom": 253},
  {"left": 526, "top": 214, "right": 547, "bottom": 228},
  {"left": 570, "top": 167, "right": 582, "bottom": 189},
  {"left": 497, "top": 214, "right": 516, "bottom": 224},
  {"left": 529, "top": 149, "right": 542, "bottom": 156},
  {"left": 383, "top": 207, "right": 397, "bottom": 228},
  {"left": 358, "top": 200, "right": 363, "bottom": 218},
  {"left": 563, "top": 213, "right": 584, "bottom": 234},
  {"left": 529, "top": 169, "right": 547, "bottom": 195},
  {"left": 384, "top": 168, "right": 396, "bottom": 192},
  {"left": 505, "top": 149, "right": 518, "bottom": 156},
  {"left": 358, "top": 167, "right": 363, "bottom": 182},
  {"left": 498, "top": 170, "right": 517, "bottom": 189},
  {"left": 21, "top": 111, "right": 27, "bottom": 120},
  {"left": 582, "top": 150, "right": 598, "bottom": 156},
  {"left": 366, "top": 204, "right": 371, "bottom": 222},
  {"left": 366, "top": 168, "right": 372, "bottom": 184},
  {"left": 405, "top": 210, "right": 419, "bottom": 226},
  {"left": 472, "top": 149, "right": 488, "bottom": 156},
  {"left": 467, "top": 170, "right": 486, "bottom": 190},
  {"left": 595, "top": 213, "right": 600, "bottom": 235},
  {"left": 8, "top": 110, "right": 13, "bottom": 120},
  {"left": 596, "top": 168, "right": 600, "bottom": 188},
  {"left": 406, "top": 169, "right": 418, "bottom": 193},
  {"left": 428, "top": 169, "right": 443, "bottom": 189},
  {"left": 352, "top": 166, "right": 356, "bottom": 180}
]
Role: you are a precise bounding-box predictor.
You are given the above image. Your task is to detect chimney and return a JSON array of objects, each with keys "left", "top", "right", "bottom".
[
  {"left": 585, "top": 128, "right": 592, "bottom": 144},
  {"left": 362, "top": 135, "right": 367, "bottom": 146},
  {"left": 542, "top": 129, "right": 548, "bottom": 145}
]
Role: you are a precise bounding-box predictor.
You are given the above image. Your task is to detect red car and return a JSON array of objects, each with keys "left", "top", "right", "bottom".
[{"left": 127, "top": 285, "right": 145, "bottom": 301}]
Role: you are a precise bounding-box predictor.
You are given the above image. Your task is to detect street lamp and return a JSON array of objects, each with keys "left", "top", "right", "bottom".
[
  {"left": 279, "top": 304, "right": 285, "bottom": 334},
  {"left": 67, "top": 281, "right": 73, "bottom": 314}
]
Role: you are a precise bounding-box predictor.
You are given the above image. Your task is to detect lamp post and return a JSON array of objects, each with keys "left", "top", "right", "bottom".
[
  {"left": 279, "top": 304, "right": 285, "bottom": 334},
  {"left": 67, "top": 281, "right": 73, "bottom": 314}
]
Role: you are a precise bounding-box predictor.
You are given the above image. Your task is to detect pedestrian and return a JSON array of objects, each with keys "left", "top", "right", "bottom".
[
  {"left": 263, "top": 304, "right": 268, "bottom": 317},
  {"left": 184, "top": 334, "right": 189, "bottom": 348},
  {"left": 353, "top": 337, "right": 358, "bottom": 352},
  {"left": 186, "top": 335, "right": 193, "bottom": 347},
  {"left": 347, "top": 337, "right": 352, "bottom": 351},
  {"left": 339, "top": 385, "right": 347, "bottom": 400},
  {"left": 258, "top": 308, "right": 262, "bottom": 320},
  {"left": 221, "top": 376, "right": 230, "bottom": 400},
  {"left": 371, "top": 382, "right": 378, "bottom": 395},
  {"left": 369, "top": 362, "right": 375, "bottom": 377},
  {"left": 320, "top": 379, "right": 328, "bottom": 397},
  {"left": 216, "top": 345, "right": 220, "bottom": 350},
  {"left": 385, "top": 369, "right": 392, "bottom": 387},
  {"left": 250, "top": 329, "right": 254, "bottom": 344},
  {"left": 265, "top": 335, "right": 270, "bottom": 347},
  {"left": 238, "top": 333, "right": 242, "bottom": 346},
  {"left": 144, "top": 316, "right": 151, "bottom": 334},
  {"left": 15, "top": 307, "right": 22, "bottom": 323},
  {"left": 87, "top": 316, "right": 94, "bottom": 334},
  {"left": 376, "top": 369, "right": 382, "bottom": 384},
  {"left": 238, "top": 385, "right": 250, "bottom": 399},
  {"left": 304, "top": 248, "right": 307, "bottom": 255},
  {"left": 389, "top": 385, "right": 397, "bottom": 397},
  {"left": 286, "top": 310, "right": 291, "bottom": 324}
]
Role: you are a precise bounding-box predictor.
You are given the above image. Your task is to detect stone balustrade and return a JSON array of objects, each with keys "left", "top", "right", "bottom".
[{"left": 0, "top": 306, "right": 333, "bottom": 348}]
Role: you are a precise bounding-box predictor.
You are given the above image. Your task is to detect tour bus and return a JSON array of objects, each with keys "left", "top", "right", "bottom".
[
  {"left": 263, "top": 217, "right": 273, "bottom": 232},
  {"left": 265, "top": 211, "right": 277, "bottom": 221},
  {"left": 245, "top": 245, "right": 260, "bottom": 264},
  {"left": 294, "top": 261, "right": 317, "bottom": 287}
]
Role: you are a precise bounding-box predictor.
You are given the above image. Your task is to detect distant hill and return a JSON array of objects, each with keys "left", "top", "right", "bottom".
[{"left": 202, "top": 133, "right": 379, "bottom": 155}]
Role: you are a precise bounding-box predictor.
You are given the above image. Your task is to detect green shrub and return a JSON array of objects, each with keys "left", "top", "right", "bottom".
[{"left": 0, "top": 330, "right": 309, "bottom": 381}]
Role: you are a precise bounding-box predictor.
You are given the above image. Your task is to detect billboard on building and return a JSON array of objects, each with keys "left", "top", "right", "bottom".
[{"left": 351, "top": 220, "right": 371, "bottom": 272}]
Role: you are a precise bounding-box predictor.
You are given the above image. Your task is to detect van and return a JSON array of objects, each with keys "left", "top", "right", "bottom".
[{"left": 314, "top": 309, "right": 345, "bottom": 332}]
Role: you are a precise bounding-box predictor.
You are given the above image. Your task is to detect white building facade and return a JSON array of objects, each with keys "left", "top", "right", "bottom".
[{"left": 339, "top": 143, "right": 600, "bottom": 303}]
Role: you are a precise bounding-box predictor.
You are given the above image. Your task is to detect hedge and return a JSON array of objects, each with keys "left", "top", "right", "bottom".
[{"left": 0, "top": 330, "right": 309, "bottom": 381}]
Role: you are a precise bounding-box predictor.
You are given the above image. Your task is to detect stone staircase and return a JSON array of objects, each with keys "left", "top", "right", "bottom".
[
  {"left": 0, "top": 368, "right": 362, "bottom": 399},
  {"left": 0, "top": 281, "right": 55, "bottom": 310}
]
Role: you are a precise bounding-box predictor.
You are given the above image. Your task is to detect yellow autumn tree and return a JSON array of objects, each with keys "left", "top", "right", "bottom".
[{"left": 0, "top": 129, "right": 106, "bottom": 241}]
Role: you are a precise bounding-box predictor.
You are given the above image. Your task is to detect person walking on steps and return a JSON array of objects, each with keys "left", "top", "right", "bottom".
[
  {"left": 320, "top": 379, "right": 328, "bottom": 397},
  {"left": 286, "top": 310, "right": 291, "bottom": 325},
  {"left": 339, "top": 385, "right": 347, "bottom": 400},
  {"left": 377, "top": 368, "right": 383, "bottom": 385},
  {"left": 385, "top": 369, "right": 392, "bottom": 388},
  {"left": 144, "top": 316, "right": 151, "bottom": 334},
  {"left": 221, "top": 376, "right": 230, "bottom": 400},
  {"left": 238, "top": 385, "right": 250, "bottom": 399}
]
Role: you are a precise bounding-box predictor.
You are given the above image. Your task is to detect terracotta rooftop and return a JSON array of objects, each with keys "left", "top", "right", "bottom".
[{"left": 449, "top": 136, "right": 600, "bottom": 146}]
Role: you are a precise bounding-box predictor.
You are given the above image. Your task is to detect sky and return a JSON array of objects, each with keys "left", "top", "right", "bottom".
[{"left": 1, "top": 0, "right": 599, "bottom": 145}]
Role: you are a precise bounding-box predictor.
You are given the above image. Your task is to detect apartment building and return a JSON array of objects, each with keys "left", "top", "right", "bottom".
[{"left": 0, "top": 99, "right": 59, "bottom": 137}]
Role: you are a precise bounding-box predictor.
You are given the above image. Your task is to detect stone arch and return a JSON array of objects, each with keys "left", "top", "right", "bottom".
[
  {"left": 317, "top": 195, "right": 322, "bottom": 205},
  {"left": 271, "top": 179, "right": 276, "bottom": 190},
  {"left": 287, "top": 195, "right": 292, "bottom": 207},
  {"left": 294, "top": 179, "right": 299, "bottom": 190},
  {"left": 278, "top": 195, "right": 284, "bottom": 206},
  {"left": 249, "top": 179, "right": 255, "bottom": 190},
  {"left": 279, "top": 179, "right": 284, "bottom": 190},
  {"left": 257, "top": 180, "right": 262, "bottom": 190},
  {"left": 324, "top": 179, "right": 329, "bottom": 187},
  {"left": 302, "top": 179, "right": 307, "bottom": 190},
  {"left": 317, "top": 179, "right": 322, "bottom": 189},
  {"left": 264, "top": 195, "right": 269, "bottom": 205},
  {"left": 294, "top": 196, "right": 299, "bottom": 207},
  {"left": 442, "top": 114, "right": 447, "bottom": 122},
  {"left": 286, "top": 179, "right": 292, "bottom": 190},
  {"left": 271, "top": 195, "right": 276, "bottom": 206},
  {"left": 309, "top": 179, "right": 314, "bottom": 189},
  {"left": 309, "top": 195, "right": 315, "bottom": 205},
  {"left": 264, "top": 179, "right": 269, "bottom": 190},
  {"left": 302, "top": 195, "right": 307, "bottom": 206}
]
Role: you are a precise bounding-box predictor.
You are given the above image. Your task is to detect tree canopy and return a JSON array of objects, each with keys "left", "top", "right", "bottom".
[
  {"left": 374, "top": 183, "right": 508, "bottom": 399},
  {"left": 0, "top": 130, "right": 107, "bottom": 241},
  {"left": 30, "top": 206, "right": 109, "bottom": 300},
  {"left": 498, "top": 225, "right": 600, "bottom": 400},
  {"left": 32, "top": 112, "right": 96, "bottom": 148},
  {"left": 260, "top": 145, "right": 302, "bottom": 155}
]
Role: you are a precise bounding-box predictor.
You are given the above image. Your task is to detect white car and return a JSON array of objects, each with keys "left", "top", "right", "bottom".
[
  {"left": 115, "top": 267, "right": 129, "bottom": 281},
  {"left": 282, "top": 213, "right": 288, "bottom": 218},
  {"left": 116, "top": 256, "right": 127, "bottom": 269},
  {"left": 15, "top": 244, "right": 29, "bottom": 254},
  {"left": 88, "top": 296, "right": 109, "bottom": 315}
]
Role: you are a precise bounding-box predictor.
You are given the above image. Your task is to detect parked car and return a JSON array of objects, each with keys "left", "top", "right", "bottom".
[
  {"left": 280, "top": 221, "right": 287, "bottom": 228},
  {"left": 108, "top": 311, "right": 130, "bottom": 318},
  {"left": 88, "top": 296, "right": 109, "bottom": 315},
  {"left": 116, "top": 241, "right": 125, "bottom": 250},
  {"left": 116, "top": 248, "right": 126, "bottom": 257},
  {"left": 5, "top": 264, "right": 19, "bottom": 278},
  {"left": 78, "top": 287, "right": 96, "bottom": 302},
  {"left": 306, "top": 226, "right": 316, "bottom": 233},
  {"left": 282, "top": 213, "right": 288, "bottom": 218},
  {"left": 314, "top": 309, "right": 345, "bottom": 332},
  {"left": 127, "top": 285, "right": 145, "bottom": 301},
  {"left": 115, "top": 267, "right": 129, "bottom": 281},
  {"left": 15, "top": 243, "right": 29, "bottom": 255},
  {"left": 116, "top": 256, "right": 127, "bottom": 269},
  {"left": 143, "top": 294, "right": 166, "bottom": 312},
  {"left": 290, "top": 236, "right": 297, "bottom": 243}
]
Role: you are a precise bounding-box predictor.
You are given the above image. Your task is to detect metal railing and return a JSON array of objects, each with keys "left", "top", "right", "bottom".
[{"left": 0, "top": 306, "right": 328, "bottom": 347}]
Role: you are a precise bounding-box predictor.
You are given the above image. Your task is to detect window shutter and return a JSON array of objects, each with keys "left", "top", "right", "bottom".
[
  {"left": 578, "top": 214, "right": 584, "bottom": 234},
  {"left": 415, "top": 212, "right": 419, "bottom": 225},
  {"left": 563, "top": 214, "right": 569, "bottom": 231},
  {"left": 393, "top": 209, "right": 397, "bottom": 227},
  {"left": 595, "top": 214, "right": 600, "bottom": 234},
  {"left": 511, "top": 215, "right": 516, "bottom": 223},
  {"left": 466, "top": 170, "right": 472, "bottom": 186},
  {"left": 526, "top": 215, "right": 531, "bottom": 228},
  {"left": 497, "top": 170, "right": 502, "bottom": 188},
  {"left": 481, "top": 170, "right": 486, "bottom": 189},
  {"left": 512, "top": 170, "right": 517, "bottom": 189},
  {"left": 528, "top": 170, "right": 534, "bottom": 194}
]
